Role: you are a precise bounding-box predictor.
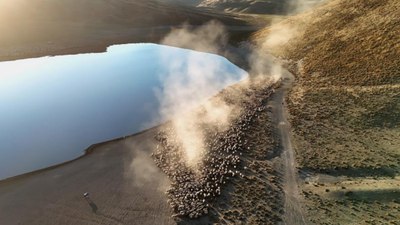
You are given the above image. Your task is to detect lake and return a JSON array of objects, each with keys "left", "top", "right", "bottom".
[{"left": 0, "top": 43, "right": 247, "bottom": 180}]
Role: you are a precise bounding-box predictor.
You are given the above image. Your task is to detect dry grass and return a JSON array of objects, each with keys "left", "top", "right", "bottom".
[
  {"left": 253, "top": 0, "right": 400, "bottom": 86},
  {"left": 287, "top": 86, "right": 400, "bottom": 172},
  {"left": 252, "top": 0, "right": 400, "bottom": 224},
  {"left": 252, "top": 0, "right": 400, "bottom": 174},
  {"left": 303, "top": 188, "right": 400, "bottom": 224},
  {"left": 301, "top": 176, "right": 400, "bottom": 225}
]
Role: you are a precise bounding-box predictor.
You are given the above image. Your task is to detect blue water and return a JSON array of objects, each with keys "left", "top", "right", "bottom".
[{"left": 0, "top": 43, "right": 247, "bottom": 180}]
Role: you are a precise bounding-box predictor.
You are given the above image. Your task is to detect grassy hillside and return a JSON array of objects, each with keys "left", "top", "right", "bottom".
[
  {"left": 254, "top": 0, "right": 400, "bottom": 86},
  {"left": 254, "top": 0, "right": 400, "bottom": 172},
  {"left": 253, "top": 0, "right": 400, "bottom": 224}
]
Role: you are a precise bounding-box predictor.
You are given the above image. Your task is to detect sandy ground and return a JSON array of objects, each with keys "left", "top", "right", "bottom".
[
  {"left": 271, "top": 70, "right": 308, "bottom": 225},
  {"left": 0, "top": 128, "right": 175, "bottom": 225}
]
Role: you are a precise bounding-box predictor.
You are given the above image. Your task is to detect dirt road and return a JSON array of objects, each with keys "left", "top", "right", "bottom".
[{"left": 270, "top": 69, "right": 308, "bottom": 225}]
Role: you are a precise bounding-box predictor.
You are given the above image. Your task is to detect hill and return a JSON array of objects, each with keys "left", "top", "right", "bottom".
[
  {"left": 253, "top": 0, "right": 400, "bottom": 224},
  {"left": 0, "top": 0, "right": 247, "bottom": 61},
  {"left": 197, "top": 0, "right": 288, "bottom": 14},
  {"left": 185, "top": 0, "right": 324, "bottom": 15}
]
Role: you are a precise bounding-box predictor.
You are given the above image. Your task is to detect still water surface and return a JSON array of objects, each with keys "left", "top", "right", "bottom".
[{"left": 0, "top": 43, "right": 247, "bottom": 180}]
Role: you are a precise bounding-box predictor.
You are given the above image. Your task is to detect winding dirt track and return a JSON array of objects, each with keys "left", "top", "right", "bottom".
[{"left": 271, "top": 69, "right": 308, "bottom": 225}]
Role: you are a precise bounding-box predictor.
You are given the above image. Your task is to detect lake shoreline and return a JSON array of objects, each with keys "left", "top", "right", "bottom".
[
  {"left": 0, "top": 75, "right": 287, "bottom": 225},
  {"left": 0, "top": 43, "right": 248, "bottom": 180},
  {"left": 0, "top": 25, "right": 262, "bottom": 225},
  {"left": 0, "top": 25, "right": 257, "bottom": 66},
  {"left": 0, "top": 124, "right": 175, "bottom": 225},
  {"left": 0, "top": 125, "right": 161, "bottom": 183}
]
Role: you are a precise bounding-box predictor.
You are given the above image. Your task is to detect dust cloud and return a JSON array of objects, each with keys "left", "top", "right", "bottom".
[
  {"left": 161, "top": 20, "right": 227, "bottom": 54},
  {"left": 250, "top": 0, "right": 324, "bottom": 78},
  {"left": 154, "top": 19, "right": 283, "bottom": 169},
  {"left": 157, "top": 21, "right": 245, "bottom": 168},
  {"left": 148, "top": 0, "right": 321, "bottom": 169},
  {"left": 126, "top": 140, "right": 170, "bottom": 191}
]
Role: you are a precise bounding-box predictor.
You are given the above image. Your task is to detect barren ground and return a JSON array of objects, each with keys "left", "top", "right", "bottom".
[{"left": 0, "top": 128, "right": 175, "bottom": 225}]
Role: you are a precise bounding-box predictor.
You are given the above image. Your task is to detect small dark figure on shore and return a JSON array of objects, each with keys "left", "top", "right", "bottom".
[{"left": 83, "top": 192, "right": 98, "bottom": 213}]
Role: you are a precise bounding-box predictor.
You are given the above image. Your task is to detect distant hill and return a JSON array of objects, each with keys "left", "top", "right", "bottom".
[
  {"left": 197, "top": 0, "right": 288, "bottom": 14},
  {"left": 0, "top": 0, "right": 243, "bottom": 29},
  {"left": 171, "top": 0, "right": 324, "bottom": 15},
  {"left": 0, "top": 0, "right": 246, "bottom": 61}
]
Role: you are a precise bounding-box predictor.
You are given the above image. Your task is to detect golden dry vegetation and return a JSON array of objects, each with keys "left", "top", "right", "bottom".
[
  {"left": 288, "top": 85, "right": 400, "bottom": 172},
  {"left": 254, "top": 0, "right": 400, "bottom": 86},
  {"left": 253, "top": 0, "right": 400, "bottom": 223}
]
